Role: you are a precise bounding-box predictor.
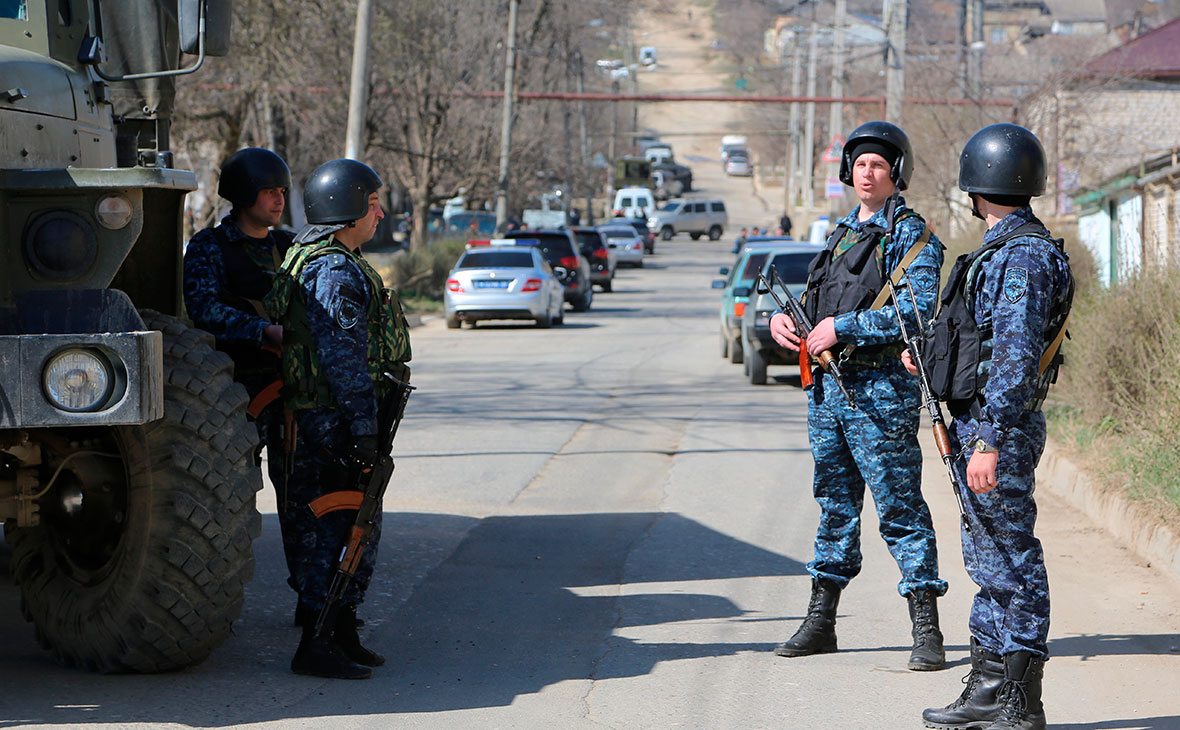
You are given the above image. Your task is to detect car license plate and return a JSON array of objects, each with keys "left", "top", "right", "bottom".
[{"left": 474, "top": 280, "right": 509, "bottom": 289}]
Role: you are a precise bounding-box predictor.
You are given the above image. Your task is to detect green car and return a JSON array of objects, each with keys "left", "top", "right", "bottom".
[{"left": 712, "top": 240, "right": 802, "bottom": 364}]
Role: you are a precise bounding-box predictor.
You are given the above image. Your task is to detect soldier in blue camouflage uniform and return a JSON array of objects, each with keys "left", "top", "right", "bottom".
[
  {"left": 915, "top": 124, "right": 1073, "bottom": 730},
  {"left": 770, "top": 122, "right": 948, "bottom": 671},
  {"left": 265, "top": 158, "right": 412, "bottom": 680},
  {"left": 182, "top": 148, "right": 295, "bottom": 595}
]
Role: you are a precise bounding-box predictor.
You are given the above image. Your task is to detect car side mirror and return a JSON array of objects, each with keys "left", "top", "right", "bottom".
[
  {"left": 733, "top": 286, "right": 751, "bottom": 297},
  {"left": 711, "top": 280, "right": 725, "bottom": 289},
  {"left": 719, "top": 267, "right": 729, "bottom": 275}
]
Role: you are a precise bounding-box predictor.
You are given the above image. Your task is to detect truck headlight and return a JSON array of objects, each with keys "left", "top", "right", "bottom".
[
  {"left": 95, "top": 194, "right": 134, "bottom": 230},
  {"left": 42, "top": 349, "right": 114, "bottom": 412},
  {"left": 23, "top": 210, "right": 98, "bottom": 281}
]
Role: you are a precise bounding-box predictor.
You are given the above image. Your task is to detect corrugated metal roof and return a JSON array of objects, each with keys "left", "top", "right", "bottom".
[{"left": 1084, "top": 16, "right": 1180, "bottom": 75}]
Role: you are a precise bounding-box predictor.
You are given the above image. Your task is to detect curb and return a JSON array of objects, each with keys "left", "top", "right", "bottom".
[{"left": 1040, "top": 439, "right": 1180, "bottom": 585}]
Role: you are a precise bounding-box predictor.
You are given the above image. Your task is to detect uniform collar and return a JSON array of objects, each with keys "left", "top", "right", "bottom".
[
  {"left": 837, "top": 196, "right": 908, "bottom": 231},
  {"left": 984, "top": 206, "right": 1040, "bottom": 244},
  {"left": 220, "top": 214, "right": 275, "bottom": 248}
]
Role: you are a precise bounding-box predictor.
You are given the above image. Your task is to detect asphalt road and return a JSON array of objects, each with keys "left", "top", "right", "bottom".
[{"left": 2, "top": 232, "right": 1180, "bottom": 729}]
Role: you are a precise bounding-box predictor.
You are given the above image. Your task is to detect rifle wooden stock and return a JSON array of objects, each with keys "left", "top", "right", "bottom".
[{"left": 799, "top": 340, "right": 814, "bottom": 389}]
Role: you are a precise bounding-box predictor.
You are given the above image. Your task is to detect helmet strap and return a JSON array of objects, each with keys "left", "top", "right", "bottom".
[{"left": 969, "top": 193, "right": 986, "bottom": 221}]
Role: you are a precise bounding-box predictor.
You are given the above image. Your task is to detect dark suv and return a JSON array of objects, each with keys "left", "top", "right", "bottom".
[
  {"left": 572, "top": 227, "right": 616, "bottom": 292},
  {"left": 505, "top": 229, "right": 594, "bottom": 311}
]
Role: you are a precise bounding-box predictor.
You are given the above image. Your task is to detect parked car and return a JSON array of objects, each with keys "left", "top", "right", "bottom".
[
  {"left": 504, "top": 229, "right": 594, "bottom": 311},
  {"left": 444, "top": 244, "right": 565, "bottom": 329},
  {"left": 613, "top": 186, "right": 655, "bottom": 219},
  {"left": 610, "top": 217, "right": 656, "bottom": 254},
  {"left": 652, "top": 160, "right": 693, "bottom": 192},
  {"left": 572, "top": 227, "right": 617, "bottom": 292},
  {"left": 648, "top": 198, "right": 728, "bottom": 241},
  {"left": 740, "top": 243, "right": 826, "bottom": 384},
  {"left": 712, "top": 241, "right": 806, "bottom": 364},
  {"left": 644, "top": 144, "right": 674, "bottom": 165},
  {"left": 444, "top": 211, "right": 497, "bottom": 236},
  {"left": 725, "top": 153, "right": 752, "bottom": 177},
  {"left": 598, "top": 224, "right": 645, "bottom": 267}
]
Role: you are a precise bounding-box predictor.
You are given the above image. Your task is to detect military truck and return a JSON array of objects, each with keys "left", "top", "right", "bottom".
[{"left": 0, "top": 0, "right": 261, "bottom": 672}]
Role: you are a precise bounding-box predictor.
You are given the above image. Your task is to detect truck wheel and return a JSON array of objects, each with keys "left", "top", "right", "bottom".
[
  {"left": 661, "top": 226, "right": 674, "bottom": 241},
  {"left": 6, "top": 311, "right": 261, "bottom": 673},
  {"left": 747, "top": 344, "right": 768, "bottom": 385},
  {"left": 708, "top": 225, "right": 723, "bottom": 241}
]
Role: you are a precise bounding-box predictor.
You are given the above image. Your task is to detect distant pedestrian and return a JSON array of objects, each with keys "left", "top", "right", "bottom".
[
  {"left": 779, "top": 211, "right": 793, "bottom": 237},
  {"left": 750, "top": 226, "right": 761, "bottom": 236},
  {"left": 915, "top": 124, "right": 1074, "bottom": 730}
]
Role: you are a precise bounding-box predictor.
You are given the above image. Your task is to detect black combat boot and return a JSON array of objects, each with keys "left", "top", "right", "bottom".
[
  {"left": 907, "top": 590, "right": 946, "bottom": 671},
  {"left": 333, "top": 605, "right": 386, "bottom": 667},
  {"left": 291, "top": 626, "right": 372, "bottom": 679},
  {"left": 774, "top": 578, "right": 841, "bottom": 657},
  {"left": 923, "top": 637, "right": 1006, "bottom": 729},
  {"left": 295, "top": 601, "right": 362, "bottom": 628},
  {"left": 983, "top": 652, "right": 1046, "bottom": 730}
]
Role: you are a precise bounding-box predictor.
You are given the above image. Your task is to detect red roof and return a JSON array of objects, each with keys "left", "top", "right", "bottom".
[{"left": 1084, "top": 16, "right": 1180, "bottom": 77}]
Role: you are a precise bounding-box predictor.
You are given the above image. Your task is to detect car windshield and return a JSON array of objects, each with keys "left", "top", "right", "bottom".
[
  {"left": 740, "top": 253, "right": 770, "bottom": 281},
  {"left": 659, "top": 202, "right": 680, "bottom": 212},
  {"left": 767, "top": 253, "right": 815, "bottom": 284},
  {"left": 508, "top": 233, "right": 575, "bottom": 262},
  {"left": 458, "top": 250, "right": 535, "bottom": 269}
]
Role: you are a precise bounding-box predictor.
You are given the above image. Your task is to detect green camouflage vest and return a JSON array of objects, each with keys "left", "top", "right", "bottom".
[{"left": 265, "top": 236, "right": 412, "bottom": 409}]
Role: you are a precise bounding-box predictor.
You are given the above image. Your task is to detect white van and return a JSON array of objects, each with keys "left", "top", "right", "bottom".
[
  {"left": 644, "top": 144, "right": 674, "bottom": 165},
  {"left": 613, "top": 186, "right": 655, "bottom": 219}
]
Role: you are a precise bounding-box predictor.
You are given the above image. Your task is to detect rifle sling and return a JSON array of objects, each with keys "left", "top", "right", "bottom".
[{"left": 1039, "top": 311, "right": 1070, "bottom": 375}]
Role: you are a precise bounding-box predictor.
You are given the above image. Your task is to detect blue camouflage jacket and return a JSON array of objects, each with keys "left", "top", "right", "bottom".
[
  {"left": 299, "top": 249, "right": 380, "bottom": 438},
  {"left": 829, "top": 199, "right": 944, "bottom": 349},
  {"left": 183, "top": 215, "right": 283, "bottom": 346},
  {"left": 969, "top": 207, "right": 1072, "bottom": 449}
]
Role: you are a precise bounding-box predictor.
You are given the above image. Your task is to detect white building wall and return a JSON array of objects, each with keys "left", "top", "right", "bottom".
[{"left": 1078, "top": 208, "right": 1112, "bottom": 286}]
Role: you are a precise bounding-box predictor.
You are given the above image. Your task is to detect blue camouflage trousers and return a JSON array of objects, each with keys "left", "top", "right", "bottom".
[
  {"left": 278, "top": 407, "right": 382, "bottom": 613},
  {"left": 949, "top": 410, "right": 1050, "bottom": 657},
  {"left": 806, "top": 362, "right": 947, "bottom": 598}
]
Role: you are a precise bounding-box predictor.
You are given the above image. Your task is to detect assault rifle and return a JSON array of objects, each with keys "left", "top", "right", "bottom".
[
  {"left": 756, "top": 269, "right": 856, "bottom": 408},
  {"left": 882, "top": 272, "right": 970, "bottom": 531},
  {"left": 310, "top": 372, "right": 415, "bottom": 639}
]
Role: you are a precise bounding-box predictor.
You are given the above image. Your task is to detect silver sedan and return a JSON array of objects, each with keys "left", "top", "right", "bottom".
[
  {"left": 598, "top": 224, "right": 646, "bottom": 267},
  {"left": 444, "top": 244, "right": 566, "bottom": 329}
]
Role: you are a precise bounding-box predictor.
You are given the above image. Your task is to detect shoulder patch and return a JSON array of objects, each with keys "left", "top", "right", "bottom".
[
  {"left": 335, "top": 296, "right": 362, "bottom": 330},
  {"left": 323, "top": 253, "right": 347, "bottom": 269},
  {"left": 1003, "top": 266, "right": 1028, "bottom": 304}
]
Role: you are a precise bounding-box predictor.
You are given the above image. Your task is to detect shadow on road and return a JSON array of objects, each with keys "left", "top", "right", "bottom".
[{"left": 0, "top": 511, "right": 804, "bottom": 725}]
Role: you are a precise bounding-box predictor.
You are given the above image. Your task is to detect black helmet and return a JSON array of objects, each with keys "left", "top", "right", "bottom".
[
  {"left": 839, "top": 121, "right": 913, "bottom": 191},
  {"left": 303, "top": 158, "right": 384, "bottom": 224},
  {"left": 218, "top": 148, "right": 291, "bottom": 207},
  {"left": 958, "top": 123, "right": 1046, "bottom": 197}
]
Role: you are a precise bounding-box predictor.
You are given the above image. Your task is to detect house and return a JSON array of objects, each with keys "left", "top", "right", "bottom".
[
  {"left": 1023, "top": 17, "right": 1180, "bottom": 214},
  {"left": 1071, "top": 149, "right": 1180, "bottom": 285}
]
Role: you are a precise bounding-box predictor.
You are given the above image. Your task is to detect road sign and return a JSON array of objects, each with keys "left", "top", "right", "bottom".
[
  {"left": 825, "top": 176, "right": 845, "bottom": 199},
  {"left": 821, "top": 135, "right": 845, "bottom": 163}
]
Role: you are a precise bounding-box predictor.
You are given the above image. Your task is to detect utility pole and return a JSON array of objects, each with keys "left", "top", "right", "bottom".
[
  {"left": 495, "top": 0, "right": 520, "bottom": 231},
  {"left": 969, "top": 0, "right": 983, "bottom": 102},
  {"left": 344, "top": 0, "right": 374, "bottom": 160},
  {"left": 958, "top": 0, "right": 969, "bottom": 96},
  {"left": 827, "top": 0, "right": 847, "bottom": 219},
  {"left": 785, "top": 35, "right": 803, "bottom": 218},
  {"left": 803, "top": 19, "right": 819, "bottom": 211},
  {"left": 884, "top": 0, "right": 909, "bottom": 125},
  {"left": 576, "top": 52, "right": 594, "bottom": 225}
]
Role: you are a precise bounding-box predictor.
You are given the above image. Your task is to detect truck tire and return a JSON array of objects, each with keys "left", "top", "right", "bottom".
[{"left": 6, "top": 311, "right": 261, "bottom": 673}]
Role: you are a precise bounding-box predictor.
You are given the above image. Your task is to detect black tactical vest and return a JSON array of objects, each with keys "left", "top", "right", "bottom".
[
  {"left": 802, "top": 209, "right": 919, "bottom": 366},
  {"left": 212, "top": 225, "right": 293, "bottom": 381},
  {"left": 921, "top": 221, "right": 1073, "bottom": 416}
]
